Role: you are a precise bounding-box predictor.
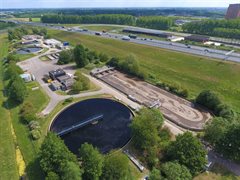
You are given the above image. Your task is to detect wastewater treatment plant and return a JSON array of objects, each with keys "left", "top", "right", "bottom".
[{"left": 50, "top": 98, "right": 133, "bottom": 154}]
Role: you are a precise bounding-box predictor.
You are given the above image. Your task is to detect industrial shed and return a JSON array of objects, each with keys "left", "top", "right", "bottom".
[
  {"left": 123, "top": 27, "right": 172, "bottom": 38},
  {"left": 185, "top": 35, "right": 210, "bottom": 43}
]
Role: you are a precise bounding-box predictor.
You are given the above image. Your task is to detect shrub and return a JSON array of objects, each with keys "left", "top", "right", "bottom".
[
  {"left": 29, "top": 121, "right": 40, "bottom": 130},
  {"left": 20, "top": 102, "right": 36, "bottom": 124},
  {"left": 31, "top": 129, "right": 41, "bottom": 140}
]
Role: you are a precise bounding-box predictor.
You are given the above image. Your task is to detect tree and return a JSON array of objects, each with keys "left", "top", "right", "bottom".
[
  {"left": 5, "top": 63, "right": 23, "bottom": 80},
  {"left": 131, "top": 108, "right": 164, "bottom": 167},
  {"left": 39, "top": 133, "right": 79, "bottom": 175},
  {"left": 8, "top": 77, "right": 27, "bottom": 104},
  {"left": 166, "top": 132, "right": 207, "bottom": 175},
  {"left": 79, "top": 143, "right": 104, "bottom": 180},
  {"left": 131, "top": 108, "right": 164, "bottom": 150},
  {"left": 72, "top": 71, "right": 90, "bottom": 93},
  {"left": 196, "top": 90, "right": 221, "bottom": 112},
  {"left": 120, "top": 54, "right": 140, "bottom": 75},
  {"left": 20, "top": 101, "right": 36, "bottom": 124},
  {"left": 58, "top": 49, "right": 73, "bottom": 65},
  {"left": 216, "top": 124, "right": 240, "bottom": 161},
  {"left": 149, "top": 168, "right": 161, "bottom": 180},
  {"left": 204, "top": 117, "right": 230, "bottom": 146},
  {"left": 161, "top": 161, "right": 192, "bottom": 180},
  {"left": 45, "top": 172, "right": 59, "bottom": 180},
  {"left": 102, "top": 153, "right": 132, "bottom": 180},
  {"left": 99, "top": 53, "right": 109, "bottom": 62},
  {"left": 74, "top": 44, "right": 88, "bottom": 68},
  {"left": 61, "top": 161, "right": 82, "bottom": 180}
]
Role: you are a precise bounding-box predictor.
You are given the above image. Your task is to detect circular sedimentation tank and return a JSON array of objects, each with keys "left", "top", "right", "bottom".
[{"left": 50, "top": 98, "right": 133, "bottom": 155}]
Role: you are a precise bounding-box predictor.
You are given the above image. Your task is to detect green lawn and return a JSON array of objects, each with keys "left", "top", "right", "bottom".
[
  {"left": 48, "top": 29, "right": 240, "bottom": 113},
  {"left": 0, "top": 34, "right": 19, "bottom": 180}
]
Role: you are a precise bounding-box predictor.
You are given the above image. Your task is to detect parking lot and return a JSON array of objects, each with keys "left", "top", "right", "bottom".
[{"left": 95, "top": 70, "right": 211, "bottom": 130}]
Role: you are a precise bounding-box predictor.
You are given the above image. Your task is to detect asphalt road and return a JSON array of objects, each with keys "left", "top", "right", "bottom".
[{"left": 11, "top": 21, "right": 240, "bottom": 63}]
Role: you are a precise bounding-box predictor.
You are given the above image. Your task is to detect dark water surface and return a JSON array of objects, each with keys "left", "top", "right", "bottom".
[
  {"left": 50, "top": 98, "right": 132, "bottom": 154},
  {"left": 16, "top": 47, "right": 42, "bottom": 54}
]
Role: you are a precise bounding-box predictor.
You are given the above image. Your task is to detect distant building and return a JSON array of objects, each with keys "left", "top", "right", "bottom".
[
  {"left": 44, "top": 39, "right": 62, "bottom": 47},
  {"left": 185, "top": 35, "right": 209, "bottom": 43},
  {"left": 123, "top": 27, "right": 172, "bottom": 38},
  {"left": 20, "top": 73, "right": 35, "bottom": 82},
  {"left": 225, "top": 4, "right": 240, "bottom": 19}
]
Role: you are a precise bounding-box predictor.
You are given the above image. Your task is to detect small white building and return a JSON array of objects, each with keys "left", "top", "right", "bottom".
[
  {"left": 204, "top": 41, "right": 222, "bottom": 46},
  {"left": 44, "top": 39, "right": 62, "bottom": 47},
  {"left": 20, "top": 73, "right": 35, "bottom": 82},
  {"left": 168, "top": 36, "right": 185, "bottom": 42}
]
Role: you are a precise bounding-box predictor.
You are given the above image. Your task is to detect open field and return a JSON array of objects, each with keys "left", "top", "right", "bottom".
[
  {"left": 48, "top": 29, "right": 240, "bottom": 113},
  {"left": 0, "top": 34, "right": 19, "bottom": 180}
]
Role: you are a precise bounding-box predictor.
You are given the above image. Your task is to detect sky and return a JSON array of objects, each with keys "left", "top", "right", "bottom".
[{"left": 1, "top": 0, "right": 240, "bottom": 9}]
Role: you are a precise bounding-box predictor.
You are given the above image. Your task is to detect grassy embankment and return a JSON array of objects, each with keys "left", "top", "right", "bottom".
[
  {"left": 48, "top": 29, "right": 240, "bottom": 113},
  {"left": 194, "top": 163, "right": 240, "bottom": 180},
  {"left": 0, "top": 33, "right": 50, "bottom": 179},
  {"left": 0, "top": 34, "right": 19, "bottom": 180}
]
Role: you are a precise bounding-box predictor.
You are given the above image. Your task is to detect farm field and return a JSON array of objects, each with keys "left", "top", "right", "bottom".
[
  {"left": 0, "top": 34, "right": 19, "bottom": 180},
  {"left": 48, "top": 29, "right": 240, "bottom": 113}
]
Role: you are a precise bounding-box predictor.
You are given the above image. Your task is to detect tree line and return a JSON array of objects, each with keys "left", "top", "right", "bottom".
[
  {"left": 183, "top": 19, "right": 240, "bottom": 39},
  {"left": 41, "top": 14, "right": 135, "bottom": 25},
  {"left": 8, "top": 26, "right": 49, "bottom": 41},
  {"left": 196, "top": 90, "right": 240, "bottom": 162},
  {"left": 41, "top": 14, "right": 175, "bottom": 30}
]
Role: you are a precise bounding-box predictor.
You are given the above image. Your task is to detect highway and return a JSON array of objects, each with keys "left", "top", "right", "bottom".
[{"left": 6, "top": 20, "right": 240, "bottom": 63}]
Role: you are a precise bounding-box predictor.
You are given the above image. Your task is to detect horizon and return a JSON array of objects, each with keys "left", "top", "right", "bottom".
[{"left": 1, "top": 0, "right": 239, "bottom": 9}]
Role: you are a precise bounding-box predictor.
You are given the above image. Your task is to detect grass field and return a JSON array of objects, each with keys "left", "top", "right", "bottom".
[
  {"left": 48, "top": 29, "right": 240, "bottom": 113},
  {"left": 0, "top": 34, "right": 19, "bottom": 180}
]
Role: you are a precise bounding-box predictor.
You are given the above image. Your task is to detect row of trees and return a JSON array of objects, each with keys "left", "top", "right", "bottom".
[
  {"left": 131, "top": 108, "right": 207, "bottom": 179},
  {"left": 41, "top": 14, "right": 135, "bottom": 25},
  {"left": 183, "top": 19, "right": 240, "bottom": 39},
  {"left": 58, "top": 44, "right": 109, "bottom": 67},
  {"left": 0, "top": 22, "right": 16, "bottom": 30},
  {"left": 4, "top": 62, "right": 27, "bottom": 104},
  {"left": 41, "top": 14, "right": 175, "bottom": 30},
  {"left": 40, "top": 133, "right": 133, "bottom": 180},
  {"left": 4, "top": 55, "right": 42, "bottom": 140},
  {"left": 8, "top": 26, "right": 48, "bottom": 41},
  {"left": 196, "top": 90, "right": 236, "bottom": 120},
  {"left": 136, "top": 16, "right": 174, "bottom": 30},
  {"left": 195, "top": 90, "right": 240, "bottom": 162}
]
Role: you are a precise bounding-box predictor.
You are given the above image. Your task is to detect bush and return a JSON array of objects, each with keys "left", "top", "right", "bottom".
[
  {"left": 156, "top": 81, "right": 189, "bottom": 98},
  {"left": 63, "top": 97, "right": 74, "bottom": 105},
  {"left": 58, "top": 49, "right": 73, "bottom": 65},
  {"left": 31, "top": 129, "right": 41, "bottom": 140},
  {"left": 161, "top": 161, "right": 192, "bottom": 180},
  {"left": 29, "top": 121, "right": 40, "bottom": 130},
  {"left": 8, "top": 77, "right": 27, "bottom": 104},
  {"left": 196, "top": 90, "right": 221, "bottom": 112},
  {"left": 20, "top": 102, "right": 36, "bottom": 124},
  {"left": 196, "top": 90, "right": 236, "bottom": 119},
  {"left": 72, "top": 71, "right": 90, "bottom": 93}
]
